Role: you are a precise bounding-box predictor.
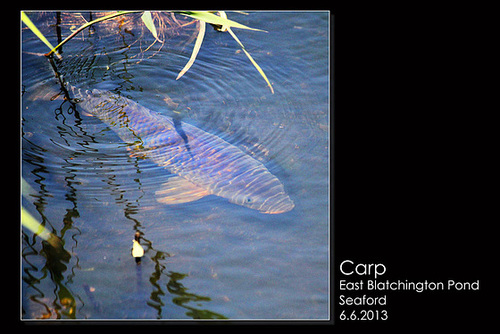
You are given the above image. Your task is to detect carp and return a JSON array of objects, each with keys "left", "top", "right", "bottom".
[{"left": 68, "top": 85, "right": 294, "bottom": 214}]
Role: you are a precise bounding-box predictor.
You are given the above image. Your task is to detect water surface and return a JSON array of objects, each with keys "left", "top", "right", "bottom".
[{"left": 22, "top": 11, "right": 329, "bottom": 320}]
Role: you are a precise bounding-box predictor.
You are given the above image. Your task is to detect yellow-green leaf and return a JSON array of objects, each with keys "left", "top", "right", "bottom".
[
  {"left": 21, "top": 207, "right": 60, "bottom": 247},
  {"left": 227, "top": 27, "right": 274, "bottom": 94},
  {"left": 141, "top": 11, "right": 162, "bottom": 42},
  {"left": 21, "top": 11, "right": 61, "bottom": 59},
  {"left": 176, "top": 20, "right": 206, "bottom": 80}
]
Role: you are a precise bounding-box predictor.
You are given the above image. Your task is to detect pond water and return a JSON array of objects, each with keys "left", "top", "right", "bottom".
[{"left": 21, "top": 11, "right": 329, "bottom": 320}]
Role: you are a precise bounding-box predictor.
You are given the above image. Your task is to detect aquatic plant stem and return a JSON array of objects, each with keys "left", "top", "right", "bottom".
[
  {"left": 44, "top": 11, "right": 141, "bottom": 57},
  {"left": 26, "top": 10, "right": 273, "bottom": 93},
  {"left": 21, "top": 11, "right": 61, "bottom": 59}
]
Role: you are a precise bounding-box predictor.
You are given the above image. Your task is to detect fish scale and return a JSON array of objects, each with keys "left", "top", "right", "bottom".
[{"left": 67, "top": 84, "right": 294, "bottom": 214}]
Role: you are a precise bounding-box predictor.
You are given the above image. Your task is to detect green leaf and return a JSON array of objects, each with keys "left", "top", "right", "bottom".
[
  {"left": 141, "top": 11, "right": 162, "bottom": 42},
  {"left": 176, "top": 20, "right": 206, "bottom": 80},
  {"left": 178, "top": 11, "right": 266, "bottom": 32},
  {"left": 227, "top": 27, "right": 274, "bottom": 94},
  {"left": 21, "top": 207, "right": 60, "bottom": 247}
]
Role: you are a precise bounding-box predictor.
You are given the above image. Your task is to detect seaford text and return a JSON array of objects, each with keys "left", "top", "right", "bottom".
[{"left": 339, "top": 294, "right": 386, "bottom": 306}]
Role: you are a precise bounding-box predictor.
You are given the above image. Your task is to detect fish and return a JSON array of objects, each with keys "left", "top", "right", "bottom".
[{"left": 67, "top": 85, "right": 294, "bottom": 214}]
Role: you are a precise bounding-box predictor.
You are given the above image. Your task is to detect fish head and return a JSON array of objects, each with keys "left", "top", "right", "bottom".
[
  {"left": 68, "top": 86, "right": 122, "bottom": 120},
  {"left": 241, "top": 192, "right": 295, "bottom": 214}
]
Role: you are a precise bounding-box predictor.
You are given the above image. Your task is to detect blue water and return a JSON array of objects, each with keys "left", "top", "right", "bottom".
[{"left": 22, "top": 11, "right": 329, "bottom": 320}]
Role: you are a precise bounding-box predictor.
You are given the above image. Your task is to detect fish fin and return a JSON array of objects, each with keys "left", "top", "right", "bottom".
[
  {"left": 26, "top": 82, "right": 62, "bottom": 102},
  {"left": 155, "top": 176, "right": 210, "bottom": 204},
  {"left": 80, "top": 110, "right": 94, "bottom": 117}
]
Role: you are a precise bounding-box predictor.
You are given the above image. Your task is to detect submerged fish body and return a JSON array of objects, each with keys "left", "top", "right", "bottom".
[{"left": 69, "top": 86, "right": 294, "bottom": 214}]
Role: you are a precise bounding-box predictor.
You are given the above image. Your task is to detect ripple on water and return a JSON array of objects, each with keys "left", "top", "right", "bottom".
[
  {"left": 22, "top": 12, "right": 329, "bottom": 320},
  {"left": 23, "top": 18, "right": 323, "bottom": 208}
]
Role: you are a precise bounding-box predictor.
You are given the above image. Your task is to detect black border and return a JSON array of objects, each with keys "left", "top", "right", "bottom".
[
  {"left": 18, "top": 4, "right": 492, "bottom": 328},
  {"left": 334, "top": 3, "right": 490, "bottom": 328}
]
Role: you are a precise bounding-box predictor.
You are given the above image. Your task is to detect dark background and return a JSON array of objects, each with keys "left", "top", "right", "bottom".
[
  {"left": 14, "top": 5, "right": 492, "bottom": 326},
  {"left": 334, "top": 5, "right": 491, "bottom": 327}
]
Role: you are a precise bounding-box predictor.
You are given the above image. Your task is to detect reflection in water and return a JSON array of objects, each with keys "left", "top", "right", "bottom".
[
  {"left": 21, "top": 205, "right": 78, "bottom": 319},
  {"left": 23, "top": 175, "right": 227, "bottom": 319},
  {"left": 23, "top": 126, "right": 227, "bottom": 319},
  {"left": 22, "top": 95, "right": 227, "bottom": 319},
  {"left": 167, "top": 272, "right": 227, "bottom": 319}
]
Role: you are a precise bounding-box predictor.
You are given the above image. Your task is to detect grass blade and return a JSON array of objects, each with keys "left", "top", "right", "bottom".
[
  {"left": 176, "top": 20, "right": 206, "bottom": 80},
  {"left": 141, "top": 11, "right": 162, "bottom": 43},
  {"left": 227, "top": 27, "right": 274, "bottom": 94},
  {"left": 21, "top": 207, "right": 60, "bottom": 247},
  {"left": 178, "top": 11, "right": 266, "bottom": 32},
  {"left": 21, "top": 11, "right": 61, "bottom": 59}
]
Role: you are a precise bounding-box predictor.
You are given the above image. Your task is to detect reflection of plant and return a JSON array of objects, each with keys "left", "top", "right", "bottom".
[
  {"left": 21, "top": 178, "right": 61, "bottom": 248},
  {"left": 22, "top": 177, "right": 76, "bottom": 319},
  {"left": 144, "top": 249, "right": 227, "bottom": 319},
  {"left": 23, "top": 175, "right": 227, "bottom": 319},
  {"left": 22, "top": 10, "right": 274, "bottom": 93},
  {"left": 167, "top": 272, "right": 228, "bottom": 319}
]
